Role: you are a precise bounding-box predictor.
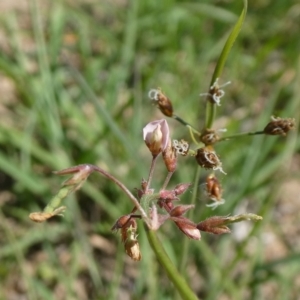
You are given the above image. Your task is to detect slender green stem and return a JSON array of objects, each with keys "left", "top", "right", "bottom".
[
  {"left": 187, "top": 126, "right": 201, "bottom": 145},
  {"left": 91, "top": 165, "right": 150, "bottom": 225},
  {"left": 161, "top": 171, "right": 174, "bottom": 190},
  {"left": 205, "top": 103, "right": 217, "bottom": 130},
  {"left": 173, "top": 115, "right": 201, "bottom": 136},
  {"left": 43, "top": 186, "right": 72, "bottom": 213},
  {"left": 217, "top": 130, "right": 264, "bottom": 142},
  {"left": 179, "top": 166, "right": 201, "bottom": 274},
  {"left": 145, "top": 155, "right": 158, "bottom": 192},
  {"left": 145, "top": 227, "right": 199, "bottom": 300}
]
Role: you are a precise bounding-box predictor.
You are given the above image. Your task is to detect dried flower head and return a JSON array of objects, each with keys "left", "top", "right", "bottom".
[
  {"left": 143, "top": 119, "right": 169, "bottom": 157},
  {"left": 200, "top": 78, "right": 231, "bottom": 106},
  {"left": 200, "top": 128, "right": 220, "bottom": 145},
  {"left": 173, "top": 139, "right": 190, "bottom": 156},
  {"left": 148, "top": 88, "right": 174, "bottom": 117},
  {"left": 205, "top": 174, "right": 225, "bottom": 209},
  {"left": 123, "top": 226, "right": 142, "bottom": 261},
  {"left": 29, "top": 206, "right": 66, "bottom": 223},
  {"left": 195, "top": 146, "right": 226, "bottom": 174},
  {"left": 263, "top": 116, "right": 295, "bottom": 136},
  {"left": 119, "top": 218, "right": 142, "bottom": 261}
]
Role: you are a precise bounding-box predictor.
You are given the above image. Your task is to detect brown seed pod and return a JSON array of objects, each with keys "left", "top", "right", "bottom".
[{"left": 148, "top": 88, "right": 174, "bottom": 117}]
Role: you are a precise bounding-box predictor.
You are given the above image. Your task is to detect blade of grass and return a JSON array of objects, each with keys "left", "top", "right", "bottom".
[{"left": 205, "top": 0, "right": 248, "bottom": 129}]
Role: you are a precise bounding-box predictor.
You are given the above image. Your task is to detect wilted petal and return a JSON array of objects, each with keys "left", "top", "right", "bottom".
[
  {"left": 150, "top": 205, "right": 170, "bottom": 230},
  {"left": 29, "top": 206, "right": 66, "bottom": 223}
]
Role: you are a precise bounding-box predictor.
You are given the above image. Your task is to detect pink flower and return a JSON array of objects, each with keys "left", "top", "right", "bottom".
[{"left": 143, "top": 119, "right": 169, "bottom": 157}]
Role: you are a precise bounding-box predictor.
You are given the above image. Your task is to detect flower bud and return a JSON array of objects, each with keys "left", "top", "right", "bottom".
[
  {"left": 197, "top": 216, "right": 231, "bottom": 235},
  {"left": 54, "top": 164, "right": 94, "bottom": 188},
  {"left": 174, "top": 183, "right": 192, "bottom": 196},
  {"left": 143, "top": 119, "right": 169, "bottom": 157},
  {"left": 159, "top": 189, "right": 177, "bottom": 201},
  {"left": 263, "top": 116, "right": 295, "bottom": 136},
  {"left": 135, "top": 179, "right": 149, "bottom": 199},
  {"left": 162, "top": 139, "right": 177, "bottom": 172},
  {"left": 174, "top": 218, "right": 201, "bottom": 240},
  {"left": 195, "top": 146, "right": 226, "bottom": 174},
  {"left": 169, "top": 205, "right": 195, "bottom": 217},
  {"left": 148, "top": 89, "right": 174, "bottom": 117},
  {"left": 165, "top": 201, "right": 174, "bottom": 211},
  {"left": 197, "top": 214, "right": 262, "bottom": 235}
]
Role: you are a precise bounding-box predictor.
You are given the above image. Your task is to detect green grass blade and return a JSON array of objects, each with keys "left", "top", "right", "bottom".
[{"left": 205, "top": 0, "right": 248, "bottom": 128}]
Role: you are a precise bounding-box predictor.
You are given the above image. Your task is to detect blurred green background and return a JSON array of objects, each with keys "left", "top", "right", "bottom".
[{"left": 0, "top": 0, "right": 299, "bottom": 299}]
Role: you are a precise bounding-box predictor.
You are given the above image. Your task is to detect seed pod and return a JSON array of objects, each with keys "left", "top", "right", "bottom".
[
  {"left": 206, "top": 174, "right": 222, "bottom": 201},
  {"left": 197, "top": 216, "right": 231, "bottom": 235},
  {"left": 162, "top": 139, "right": 177, "bottom": 172},
  {"left": 148, "top": 89, "right": 174, "bottom": 117}
]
